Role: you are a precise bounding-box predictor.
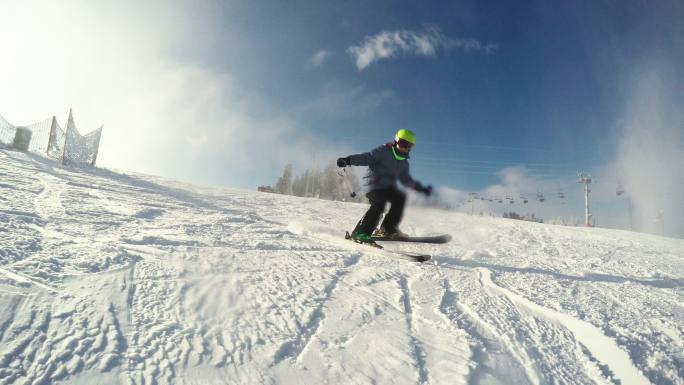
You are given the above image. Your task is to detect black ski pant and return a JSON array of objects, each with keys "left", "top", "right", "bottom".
[{"left": 353, "top": 187, "right": 406, "bottom": 235}]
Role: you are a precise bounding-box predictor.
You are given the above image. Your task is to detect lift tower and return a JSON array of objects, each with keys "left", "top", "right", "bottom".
[{"left": 578, "top": 173, "right": 593, "bottom": 227}]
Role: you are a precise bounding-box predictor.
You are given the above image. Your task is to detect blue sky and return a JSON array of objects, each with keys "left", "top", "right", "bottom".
[
  {"left": 184, "top": 0, "right": 679, "bottom": 188},
  {"left": 1, "top": 0, "right": 683, "bottom": 235}
]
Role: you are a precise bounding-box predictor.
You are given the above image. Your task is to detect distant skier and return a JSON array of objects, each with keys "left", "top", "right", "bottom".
[{"left": 337, "top": 129, "right": 433, "bottom": 245}]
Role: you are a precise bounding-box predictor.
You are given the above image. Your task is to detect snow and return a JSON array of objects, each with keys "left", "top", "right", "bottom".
[{"left": 0, "top": 148, "right": 683, "bottom": 385}]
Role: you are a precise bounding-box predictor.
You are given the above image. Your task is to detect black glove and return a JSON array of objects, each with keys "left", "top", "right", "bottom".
[
  {"left": 337, "top": 157, "right": 350, "bottom": 168},
  {"left": 415, "top": 183, "right": 433, "bottom": 197}
]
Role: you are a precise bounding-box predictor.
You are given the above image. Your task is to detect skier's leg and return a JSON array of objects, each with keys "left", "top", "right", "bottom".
[
  {"left": 380, "top": 188, "right": 406, "bottom": 233},
  {"left": 354, "top": 189, "right": 389, "bottom": 235}
]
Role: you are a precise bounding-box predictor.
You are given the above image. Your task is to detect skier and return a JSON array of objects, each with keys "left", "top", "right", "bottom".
[{"left": 337, "top": 129, "right": 433, "bottom": 245}]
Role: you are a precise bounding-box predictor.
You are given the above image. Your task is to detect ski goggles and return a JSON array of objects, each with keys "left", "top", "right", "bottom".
[{"left": 396, "top": 139, "right": 414, "bottom": 150}]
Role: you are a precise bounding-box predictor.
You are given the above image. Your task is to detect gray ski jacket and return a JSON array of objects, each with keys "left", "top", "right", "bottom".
[{"left": 346, "top": 143, "right": 421, "bottom": 191}]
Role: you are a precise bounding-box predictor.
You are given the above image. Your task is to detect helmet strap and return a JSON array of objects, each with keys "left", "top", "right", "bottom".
[{"left": 391, "top": 146, "right": 408, "bottom": 160}]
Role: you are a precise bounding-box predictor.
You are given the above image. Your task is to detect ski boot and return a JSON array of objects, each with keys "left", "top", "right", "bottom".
[
  {"left": 373, "top": 227, "right": 408, "bottom": 240},
  {"left": 346, "top": 231, "right": 382, "bottom": 248}
]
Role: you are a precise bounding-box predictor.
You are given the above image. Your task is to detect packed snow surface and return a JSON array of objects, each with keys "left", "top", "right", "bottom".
[{"left": 0, "top": 149, "right": 683, "bottom": 385}]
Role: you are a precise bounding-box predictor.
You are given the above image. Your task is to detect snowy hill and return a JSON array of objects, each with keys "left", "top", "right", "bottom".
[{"left": 0, "top": 148, "right": 682, "bottom": 385}]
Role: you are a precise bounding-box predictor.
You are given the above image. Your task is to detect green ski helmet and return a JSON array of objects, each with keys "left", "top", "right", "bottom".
[{"left": 395, "top": 129, "right": 416, "bottom": 146}]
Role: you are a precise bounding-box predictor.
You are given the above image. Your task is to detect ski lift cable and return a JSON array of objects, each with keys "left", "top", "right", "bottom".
[
  {"left": 420, "top": 168, "right": 574, "bottom": 178},
  {"left": 415, "top": 140, "right": 582, "bottom": 155},
  {"left": 414, "top": 157, "right": 576, "bottom": 167},
  {"left": 412, "top": 159, "right": 576, "bottom": 170},
  {"left": 412, "top": 161, "right": 576, "bottom": 173},
  {"left": 329, "top": 134, "right": 589, "bottom": 155},
  {"left": 420, "top": 162, "right": 579, "bottom": 176},
  {"left": 411, "top": 159, "right": 575, "bottom": 173},
  {"left": 413, "top": 166, "right": 572, "bottom": 175},
  {"left": 332, "top": 136, "right": 590, "bottom": 172}
]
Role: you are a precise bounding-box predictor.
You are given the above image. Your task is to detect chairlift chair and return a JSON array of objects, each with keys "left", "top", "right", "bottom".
[{"left": 519, "top": 194, "right": 528, "bottom": 204}]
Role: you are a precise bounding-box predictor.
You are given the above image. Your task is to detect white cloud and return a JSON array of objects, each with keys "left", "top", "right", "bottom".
[
  {"left": 295, "top": 85, "right": 395, "bottom": 119},
  {"left": 608, "top": 62, "right": 684, "bottom": 237},
  {"left": 309, "top": 49, "right": 332, "bottom": 67},
  {"left": 0, "top": 1, "right": 361, "bottom": 189},
  {"left": 348, "top": 27, "right": 496, "bottom": 71},
  {"left": 0, "top": 2, "right": 235, "bottom": 172},
  {"left": 445, "top": 38, "right": 498, "bottom": 55},
  {"left": 184, "top": 134, "right": 209, "bottom": 147}
]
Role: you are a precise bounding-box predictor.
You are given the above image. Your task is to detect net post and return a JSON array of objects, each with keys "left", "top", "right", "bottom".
[
  {"left": 61, "top": 124, "right": 68, "bottom": 165},
  {"left": 47, "top": 116, "right": 56, "bottom": 156},
  {"left": 91, "top": 126, "right": 103, "bottom": 166}
]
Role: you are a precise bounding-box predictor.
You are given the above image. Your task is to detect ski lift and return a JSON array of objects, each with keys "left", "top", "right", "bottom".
[
  {"left": 520, "top": 194, "right": 528, "bottom": 204},
  {"left": 616, "top": 183, "right": 625, "bottom": 196},
  {"left": 558, "top": 189, "right": 565, "bottom": 199},
  {"left": 504, "top": 193, "right": 514, "bottom": 204},
  {"left": 537, "top": 191, "right": 545, "bottom": 202}
]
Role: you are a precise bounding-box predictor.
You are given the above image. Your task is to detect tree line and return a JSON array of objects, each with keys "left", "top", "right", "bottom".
[{"left": 270, "top": 163, "right": 364, "bottom": 202}]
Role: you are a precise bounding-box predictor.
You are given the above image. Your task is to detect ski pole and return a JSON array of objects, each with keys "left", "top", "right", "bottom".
[{"left": 337, "top": 167, "right": 357, "bottom": 198}]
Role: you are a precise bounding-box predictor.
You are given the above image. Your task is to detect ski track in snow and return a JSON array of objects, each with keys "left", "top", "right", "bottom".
[
  {"left": 0, "top": 149, "right": 683, "bottom": 385},
  {"left": 477, "top": 267, "right": 651, "bottom": 385}
]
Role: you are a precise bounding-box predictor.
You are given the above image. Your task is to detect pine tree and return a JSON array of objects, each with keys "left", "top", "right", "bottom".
[
  {"left": 320, "top": 164, "right": 338, "bottom": 200},
  {"left": 275, "top": 164, "right": 293, "bottom": 195},
  {"left": 311, "top": 168, "right": 322, "bottom": 198},
  {"left": 292, "top": 175, "right": 305, "bottom": 197},
  {"left": 272, "top": 162, "right": 364, "bottom": 202}
]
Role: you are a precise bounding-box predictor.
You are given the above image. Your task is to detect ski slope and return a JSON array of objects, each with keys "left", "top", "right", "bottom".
[{"left": 0, "top": 148, "right": 682, "bottom": 385}]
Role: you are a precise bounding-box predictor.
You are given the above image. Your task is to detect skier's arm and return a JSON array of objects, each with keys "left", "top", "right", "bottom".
[
  {"left": 399, "top": 165, "right": 416, "bottom": 188},
  {"left": 339, "top": 147, "right": 382, "bottom": 167},
  {"left": 400, "top": 166, "right": 433, "bottom": 196}
]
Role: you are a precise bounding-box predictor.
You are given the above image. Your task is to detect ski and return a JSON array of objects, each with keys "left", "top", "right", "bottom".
[
  {"left": 371, "top": 234, "right": 452, "bottom": 244},
  {"left": 390, "top": 251, "right": 431, "bottom": 263},
  {"left": 345, "top": 232, "right": 431, "bottom": 263}
]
